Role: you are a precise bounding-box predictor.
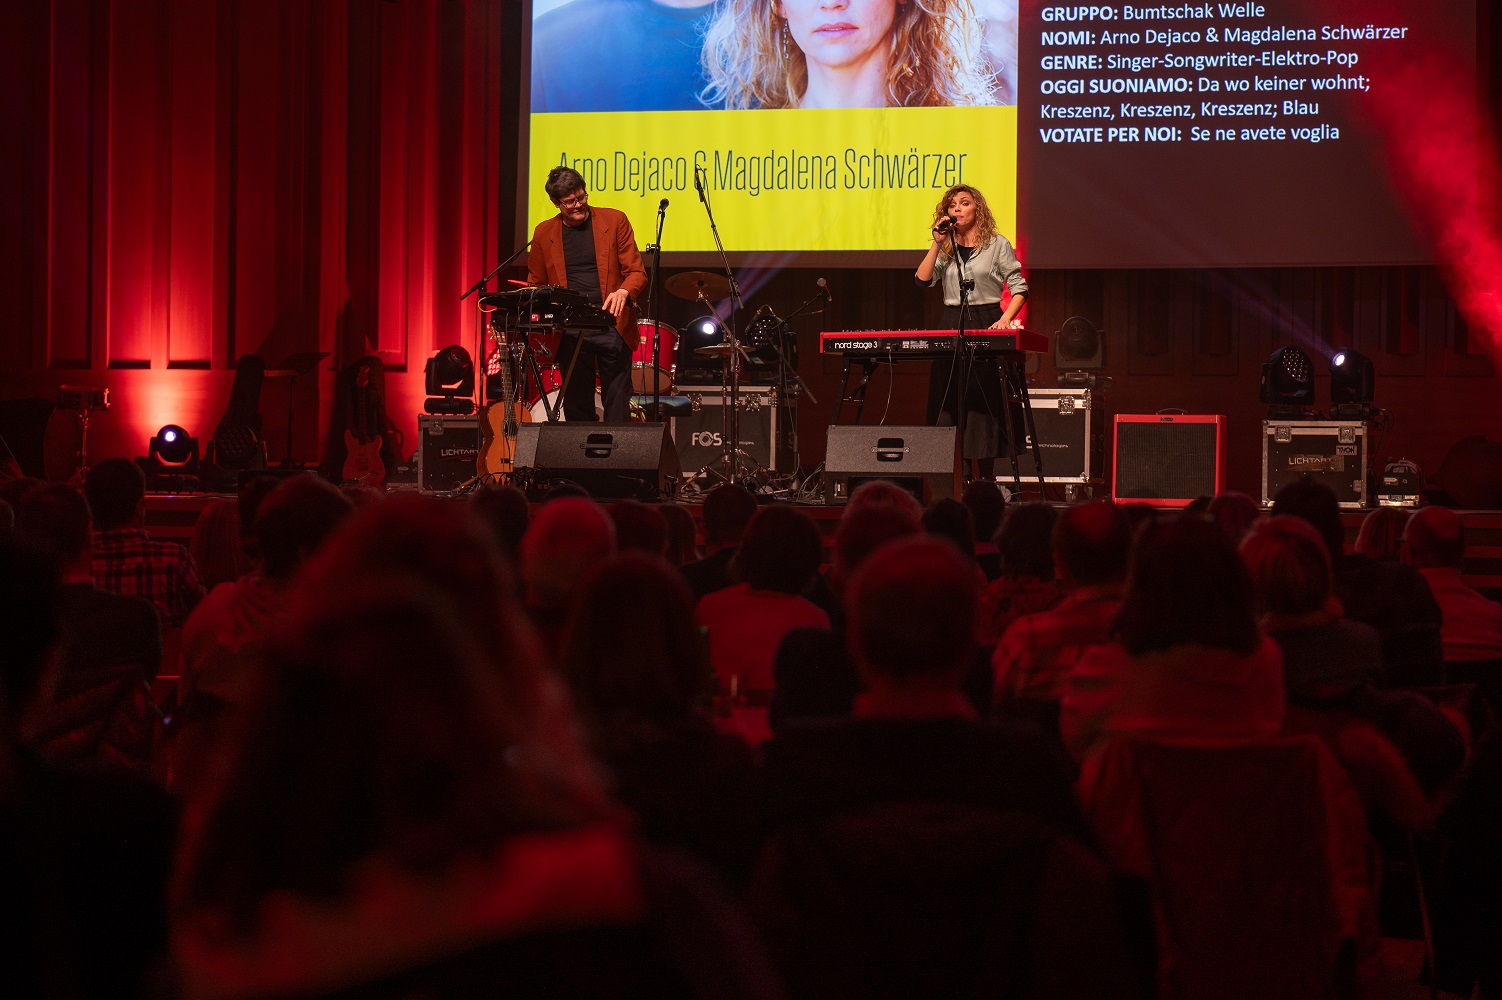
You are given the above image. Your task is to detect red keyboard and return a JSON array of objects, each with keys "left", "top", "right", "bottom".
[{"left": 820, "top": 328, "right": 1049, "bottom": 359}]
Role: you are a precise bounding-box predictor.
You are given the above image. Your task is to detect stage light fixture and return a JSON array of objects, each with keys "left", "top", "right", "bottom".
[
  {"left": 424, "top": 345, "right": 475, "bottom": 415},
  {"left": 1329, "top": 349, "right": 1375, "bottom": 418},
  {"left": 1054, "top": 316, "right": 1106, "bottom": 371},
  {"left": 1259, "top": 346, "right": 1315, "bottom": 418},
  {"left": 149, "top": 424, "right": 199, "bottom": 468}
]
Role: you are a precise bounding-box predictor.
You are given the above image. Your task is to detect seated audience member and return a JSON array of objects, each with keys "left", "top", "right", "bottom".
[
  {"left": 921, "top": 497, "right": 977, "bottom": 560},
  {"left": 179, "top": 476, "right": 354, "bottom": 713},
  {"left": 660, "top": 502, "right": 699, "bottom": 567},
  {"left": 1063, "top": 516, "right": 1285, "bottom": 762},
  {"left": 564, "top": 554, "right": 762, "bottom": 886},
  {"left": 188, "top": 498, "right": 246, "bottom": 590},
  {"left": 1240, "top": 516, "right": 1384, "bottom": 698},
  {"left": 993, "top": 501, "right": 1131, "bottom": 711},
  {"left": 978, "top": 502, "right": 1064, "bottom": 643},
  {"left": 171, "top": 549, "right": 780, "bottom": 999},
  {"left": 611, "top": 499, "right": 669, "bottom": 556},
  {"left": 1354, "top": 506, "right": 1406, "bottom": 563},
  {"left": 1241, "top": 516, "right": 1452, "bottom": 826},
  {"left": 15, "top": 487, "right": 162, "bottom": 770},
  {"left": 1207, "top": 490, "right": 1260, "bottom": 544},
  {"left": 680, "top": 483, "right": 758, "bottom": 601},
  {"left": 753, "top": 538, "right": 1137, "bottom": 1000},
  {"left": 1273, "top": 479, "right": 1443, "bottom": 687},
  {"left": 961, "top": 479, "right": 1007, "bottom": 580},
  {"left": 697, "top": 505, "right": 828, "bottom": 707},
  {"left": 520, "top": 497, "right": 617, "bottom": 662},
  {"left": 0, "top": 540, "right": 177, "bottom": 1000},
  {"left": 469, "top": 482, "right": 531, "bottom": 566},
  {"left": 85, "top": 458, "right": 206, "bottom": 627},
  {"left": 1405, "top": 506, "right": 1502, "bottom": 667},
  {"left": 769, "top": 498, "right": 925, "bottom": 731}
]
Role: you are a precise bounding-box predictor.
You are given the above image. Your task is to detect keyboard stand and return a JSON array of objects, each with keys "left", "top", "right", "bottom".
[
  {"left": 832, "top": 358, "right": 882, "bottom": 425},
  {"left": 997, "top": 356, "right": 1047, "bottom": 493}
]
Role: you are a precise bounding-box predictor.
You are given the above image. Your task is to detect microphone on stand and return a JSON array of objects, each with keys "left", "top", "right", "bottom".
[
  {"left": 816, "top": 277, "right": 832, "bottom": 303},
  {"left": 658, "top": 197, "right": 669, "bottom": 213},
  {"left": 694, "top": 166, "right": 706, "bottom": 204}
]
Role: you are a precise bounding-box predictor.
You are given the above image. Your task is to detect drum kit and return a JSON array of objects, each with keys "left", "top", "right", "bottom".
[{"left": 478, "top": 270, "right": 811, "bottom": 493}]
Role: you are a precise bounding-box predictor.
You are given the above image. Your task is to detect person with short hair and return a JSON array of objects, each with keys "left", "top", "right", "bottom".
[
  {"left": 992, "top": 500, "right": 1130, "bottom": 708},
  {"left": 1062, "top": 516, "right": 1285, "bottom": 761},
  {"left": 526, "top": 166, "right": 646, "bottom": 423},
  {"left": 521, "top": 497, "right": 618, "bottom": 662},
  {"left": 1272, "top": 479, "right": 1443, "bottom": 686},
  {"left": 753, "top": 538, "right": 1132, "bottom": 1000},
  {"left": 84, "top": 458, "right": 205, "bottom": 627},
  {"left": 961, "top": 478, "right": 1007, "bottom": 580},
  {"left": 178, "top": 475, "right": 354, "bottom": 715},
  {"left": 680, "top": 483, "right": 758, "bottom": 600},
  {"left": 696, "top": 505, "right": 829, "bottom": 704},
  {"left": 978, "top": 501, "right": 1062, "bottom": 643}
]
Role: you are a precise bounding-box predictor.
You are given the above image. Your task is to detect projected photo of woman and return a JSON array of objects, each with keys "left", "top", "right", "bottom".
[
  {"left": 701, "top": 0, "right": 1001, "bottom": 109},
  {"left": 915, "top": 183, "right": 1028, "bottom": 481}
]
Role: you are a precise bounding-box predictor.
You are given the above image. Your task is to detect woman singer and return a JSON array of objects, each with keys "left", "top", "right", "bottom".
[{"left": 915, "top": 183, "right": 1028, "bottom": 482}]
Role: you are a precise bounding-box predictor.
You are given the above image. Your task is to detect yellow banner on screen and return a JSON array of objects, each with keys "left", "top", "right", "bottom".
[{"left": 528, "top": 106, "right": 1016, "bottom": 253}]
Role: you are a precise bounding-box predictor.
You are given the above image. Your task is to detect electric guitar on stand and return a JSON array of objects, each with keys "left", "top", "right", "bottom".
[{"left": 342, "top": 361, "right": 386, "bottom": 485}]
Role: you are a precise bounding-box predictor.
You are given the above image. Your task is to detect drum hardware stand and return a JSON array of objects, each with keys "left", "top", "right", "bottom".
[
  {"left": 692, "top": 163, "right": 760, "bottom": 486},
  {"left": 694, "top": 292, "right": 762, "bottom": 487},
  {"left": 643, "top": 198, "right": 669, "bottom": 421}
]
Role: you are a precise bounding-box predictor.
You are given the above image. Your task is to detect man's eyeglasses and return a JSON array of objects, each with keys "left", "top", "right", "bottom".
[{"left": 558, "top": 192, "right": 588, "bottom": 209}]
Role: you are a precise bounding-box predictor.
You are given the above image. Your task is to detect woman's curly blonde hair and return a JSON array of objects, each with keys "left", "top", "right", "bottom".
[
  {"left": 932, "top": 183, "right": 998, "bottom": 262},
  {"left": 701, "top": 0, "right": 995, "bottom": 110}
]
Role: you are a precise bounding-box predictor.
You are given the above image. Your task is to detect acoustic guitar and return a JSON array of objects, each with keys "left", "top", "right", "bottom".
[
  {"left": 478, "top": 331, "right": 531, "bottom": 481},
  {"left": 342, "top": 361, "right": 386, "bottom": 485}
]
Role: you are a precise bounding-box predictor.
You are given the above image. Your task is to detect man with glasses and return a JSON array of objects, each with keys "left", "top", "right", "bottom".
[{"left": 526, "top": 166, "right": 646, "bottom": 422}]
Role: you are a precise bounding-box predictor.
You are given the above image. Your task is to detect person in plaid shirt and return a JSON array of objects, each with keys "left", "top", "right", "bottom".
[
  {"left": 85, "top": 458, "right": 206, "bottom": 628},
  {"left": 992, "top": 501, "right": 1132, "bottom": 709}
]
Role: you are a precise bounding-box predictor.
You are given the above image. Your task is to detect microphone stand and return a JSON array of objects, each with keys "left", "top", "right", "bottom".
[
  {"left": 645, "top": 199, "right": 668, "bottom": 421},
  {"left": 945, "top": 222, "right": 977, "bottom": 483},
  {"left": 695, "top": 165, "right": 752, "bottom": 484},
  {"left": 460, "top": 239, "right": 533, "bottom": 415}
]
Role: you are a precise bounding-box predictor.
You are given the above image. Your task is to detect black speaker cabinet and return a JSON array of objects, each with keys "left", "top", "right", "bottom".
[
  {"left": 823, "top": 425, "right": 958, "bottom": 506},
  {"left": 513, "top": 423, "right": 682, "bottom": 500},
  {"left": 1112, "top": 414, "right": 1226, "bottom": 507}
]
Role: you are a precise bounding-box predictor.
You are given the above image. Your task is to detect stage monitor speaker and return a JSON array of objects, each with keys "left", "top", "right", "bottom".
[
  {"left": 1112, "top": 414, "right": 1226, "bottom": 507},
  {"left": 823, "top": 425, "right": 958, "bottom": 506},
  {"left": 513, "top": 423, "right": 681, "bottom": 500}
]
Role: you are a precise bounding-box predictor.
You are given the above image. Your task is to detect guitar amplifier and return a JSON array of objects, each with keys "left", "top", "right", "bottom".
[
  {"left": 418, "top": 414, "right": 481, "bottom": 493},
  {"left": 1112, "top": 414, "right": 1226, "bottom": 507}
]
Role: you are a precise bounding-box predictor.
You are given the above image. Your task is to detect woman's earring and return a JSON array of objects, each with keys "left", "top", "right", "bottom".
[{"left": 781, "top": 19, "right": 791, "bottom": 61}]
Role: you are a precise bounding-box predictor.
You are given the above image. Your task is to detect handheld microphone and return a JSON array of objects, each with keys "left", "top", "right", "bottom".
[
  {"left": 816, "top": 277, "right": 832, "bottom": 303},
  {"left": 934, "top": 216, "right": 955, "bottom": 233},
  {"left": 694, "top": 166, "right": 706, "bottom": 203}
]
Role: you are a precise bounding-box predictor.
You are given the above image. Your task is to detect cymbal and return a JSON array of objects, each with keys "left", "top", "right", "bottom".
[
  {"left": 665, "top": 271, "right": 732, "bottom": 302},
  {"left": 695, "top": 342, "right": 740, "bottom": 357}
]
